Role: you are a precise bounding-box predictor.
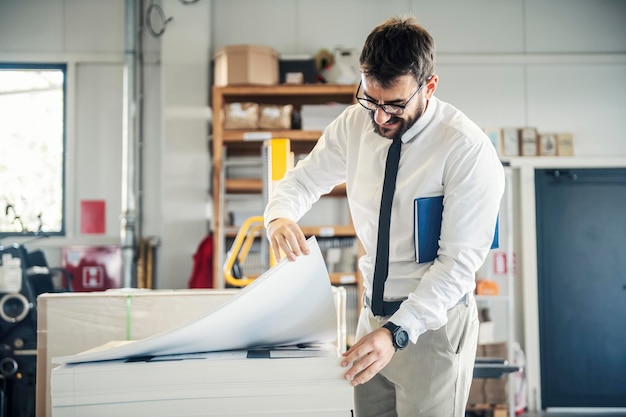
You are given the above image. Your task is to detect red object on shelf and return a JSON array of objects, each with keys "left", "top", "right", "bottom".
[{"left": 61, "top": 246, "right": 122, "bottom": 292}]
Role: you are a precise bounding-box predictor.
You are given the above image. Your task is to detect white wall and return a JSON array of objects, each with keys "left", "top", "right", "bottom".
[
  {"left": 159, "top": 0, "right": 211, "bottom": 289},
  {"left": 0, "top": 0, "right": 210, "bottom": 290},
  {"left": 0, "top": 0, "right": 135, "bottom": 253},
  {"left": 212, "top": 0, "right": 626, "bottom": 155}
]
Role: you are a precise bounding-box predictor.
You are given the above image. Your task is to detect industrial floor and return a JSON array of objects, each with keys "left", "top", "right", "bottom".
[
  {"left": 467, "top": 410, "right": 626, "bottom": 417},
  {"left": 519, "top": 413, "right": 626, "bottom": 417}
]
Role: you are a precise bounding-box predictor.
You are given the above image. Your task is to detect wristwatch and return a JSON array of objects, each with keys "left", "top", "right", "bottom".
[{"left": 382, "top": 321, "right": 409, "bottom": 351}]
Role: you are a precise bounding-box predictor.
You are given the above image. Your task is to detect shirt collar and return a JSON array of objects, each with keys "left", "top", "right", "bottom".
[{"left": 400, "top": 96, "right": 438, "bottom": 144}]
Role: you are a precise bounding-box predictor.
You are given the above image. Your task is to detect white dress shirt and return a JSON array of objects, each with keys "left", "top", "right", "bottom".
[{"left": 264, "top": 96, "right": 505, "bottom": 343}]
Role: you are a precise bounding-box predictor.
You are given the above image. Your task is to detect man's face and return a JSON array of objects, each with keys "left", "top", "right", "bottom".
[{"left": 360, "top": 74, "right": 434, "bottom": 140}]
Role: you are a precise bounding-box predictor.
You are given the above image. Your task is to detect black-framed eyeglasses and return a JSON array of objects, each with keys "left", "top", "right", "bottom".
[{"left": 355, "top": 80, "right": 426, "bottom": 115}]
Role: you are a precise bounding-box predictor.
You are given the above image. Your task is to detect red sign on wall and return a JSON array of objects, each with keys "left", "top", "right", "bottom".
[
  {"left": 493, "top": 251, "right": 517, "bottom": 275},
  {"left": 493, "top": 252, "right": 507, "bottom": 275},
  {"left": 80, "top": 200, "right": 106, "bottom": 234}
]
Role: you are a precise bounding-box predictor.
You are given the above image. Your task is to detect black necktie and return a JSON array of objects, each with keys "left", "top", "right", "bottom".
[{"left": 371, "top": 137, "right": 402, "bottom": 316}]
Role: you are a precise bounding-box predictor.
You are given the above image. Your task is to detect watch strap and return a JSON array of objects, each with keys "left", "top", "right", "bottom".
[{"left": 382, "top": 321, "right": 408, "bottom": 351}]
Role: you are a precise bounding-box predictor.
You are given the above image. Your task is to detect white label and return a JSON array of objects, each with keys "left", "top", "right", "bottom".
[
  {"left": 339, "top": 274, "right": 356, "bottom": 284},
  {"left": 243, "top": 131, "right": 272, "bottom": 141},
  {"left": 0, "top": 266, "right": 22, "bottom": 293},
  {"left": 82, "top": 266, "right": 105, "bottom": 289},
  {"left": 318, "top": 227, "right": 335, "bottom": 237}
]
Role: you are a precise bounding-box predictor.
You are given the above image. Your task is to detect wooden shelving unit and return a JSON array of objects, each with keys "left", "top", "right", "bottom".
[
  {"left": 222, "top": 129, "right": 324, "bottom": 141},
  {"left": 211, "top": 83, "right": 360, "bottom": 293},
  {"left": 225, "top": 178, "right": 346, "bottom": 196}
]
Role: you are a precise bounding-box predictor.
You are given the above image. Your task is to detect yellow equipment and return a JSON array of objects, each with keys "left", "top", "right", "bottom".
[
  {"left": 222, "top": 216, "right": 266, "bottom": 287},
  {"left": 222, "top": 139, "right": 291, "bottom": 287}
]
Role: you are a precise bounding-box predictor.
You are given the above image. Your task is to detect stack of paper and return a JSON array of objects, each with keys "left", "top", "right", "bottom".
[
  {"left": 52, "top": 348, "right": 353, "bottom": 417},
  {"left": 50, "top": 237, "right": 354, "bottom": 416},
  {"left": 300, "top": 103, "right": 350, "bottom": 130}
]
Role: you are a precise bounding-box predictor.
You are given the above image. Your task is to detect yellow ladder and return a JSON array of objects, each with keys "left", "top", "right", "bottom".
[{"left": 222, "top": 138, "right": 292, "bottom": 287}]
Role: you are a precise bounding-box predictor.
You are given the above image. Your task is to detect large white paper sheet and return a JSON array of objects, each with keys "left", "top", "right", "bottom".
[{"left": 53, "top": 237, "right": 337, "bottom": 364}]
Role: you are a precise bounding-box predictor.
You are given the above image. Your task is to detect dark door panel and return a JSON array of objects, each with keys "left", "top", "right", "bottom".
[{"left": 535, "top": 168, "right": 626, "bottom": 408}]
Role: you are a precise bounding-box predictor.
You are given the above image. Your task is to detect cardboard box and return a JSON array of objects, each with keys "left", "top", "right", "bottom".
[
  {"left": 214, "top": 44, "right": 279, "bottom": 86},
  {"left": 468, "top": 377, "right": 486, "bottom": 405},
  {"left": 469, "top": 343, "right": 509, "bottom": 407},
  {"left": 37, "top": 290, "right": 235, "bottom": 417},
  {"left": 37, "top": 288, "right": 346, "bottom": 417},
  {"left": 539, "top": 133, "right": 558, "bottom": 156},
  {"left": 468, "top": 344, "right": 487, "bottom": 405},
  {"left": 483, "top": 342, "right": 509, "bottom": 405},
  {"left": 556, "top": 133, "right": 574, "bottom": 156},
  {"left": 485, "top": 377, "right": 508, "bottom": 405},
  {"left": 520, "top": 127, "right": 538, "bottom": 156},
  {"left": 501, "top": 128, "right": 520, "bottom": 157},
  {"left": 484, "top": 341, "right": 508, "bottom": 359}
]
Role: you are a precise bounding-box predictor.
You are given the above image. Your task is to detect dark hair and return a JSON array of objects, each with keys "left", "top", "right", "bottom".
[{"left": 359, "top": 15, "right": 435, "bottom": 88}]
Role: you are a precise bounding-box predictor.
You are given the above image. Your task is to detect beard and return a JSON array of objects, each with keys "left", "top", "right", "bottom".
[{"left": 370, "top": 99, "right": 427, "bottom": 140}]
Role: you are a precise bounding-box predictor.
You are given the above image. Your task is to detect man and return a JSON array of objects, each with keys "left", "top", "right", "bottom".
[{"left": 264, "top": 15, "right": 504, "bottom": 417}]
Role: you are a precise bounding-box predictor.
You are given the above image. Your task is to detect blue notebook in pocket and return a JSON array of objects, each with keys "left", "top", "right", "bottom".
[{"left": 414, "top": 196, "right": 499, "bottom": 263}]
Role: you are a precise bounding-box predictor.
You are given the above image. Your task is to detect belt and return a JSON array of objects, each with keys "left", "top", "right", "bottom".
[{"left": 363, "top": 293, "right": 469, "bottom": 317}]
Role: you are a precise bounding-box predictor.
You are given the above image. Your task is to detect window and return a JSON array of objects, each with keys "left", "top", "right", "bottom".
[{"left": 0, "top": 64, "right": 66, "bottom": 236}]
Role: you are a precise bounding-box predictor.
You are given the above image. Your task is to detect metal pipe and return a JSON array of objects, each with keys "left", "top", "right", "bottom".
[
  {"left": 121, "top": 0, "right": 140, "bottom": 288},
  {"left": 136, "top": 0, "right": 145, "bottom": 241}
]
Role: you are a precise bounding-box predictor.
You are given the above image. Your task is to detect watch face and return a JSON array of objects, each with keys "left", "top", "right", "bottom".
[{"left": 396, "top": 329, "right": 409, "bottom": 349}]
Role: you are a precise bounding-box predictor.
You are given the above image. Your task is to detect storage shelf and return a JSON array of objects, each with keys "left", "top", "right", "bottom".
[
  {"left": 225, "top": 178, "right": 346, "bottom": 196},
  {"left": 301, "top": 224, "right": 355, "bottom": 237},
  {"left": 230, "top": 272, "right": 357, "bottom": 286},
  {"left": 225, "top": 224, "right": 355, "bottom": 238},
  {"left": 225, "top": 178, "right": 262, "bottom": 194},
  {"left": 475, "top": 294, "right": 510, "bottom": 302},
  {"left": 213, "top": 83, "right": 361, "bottom": 305},
  {"left": 503, "top": 156, "right": 626, "bottom": 168},
  {"left": 214, "top": 83, "right": 356, "bottom": 97},
  {"left": 223, "top": 129, "right": 324, "bottom": 142},
  {"left": 329, "top": 273, "right": 357, "bottom": 285}
]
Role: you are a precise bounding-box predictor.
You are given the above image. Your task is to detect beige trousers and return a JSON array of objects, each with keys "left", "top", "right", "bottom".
[{"left": 354, "top": 294, "right": 479, "bottom": 417}]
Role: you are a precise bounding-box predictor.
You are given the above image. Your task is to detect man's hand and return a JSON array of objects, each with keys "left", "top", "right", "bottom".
[
  {"left": 266, "top": 218, "right": 309, "bottom": 262},
  {"left": 341, "top": 327, "right": 396, "bottom": 386}
]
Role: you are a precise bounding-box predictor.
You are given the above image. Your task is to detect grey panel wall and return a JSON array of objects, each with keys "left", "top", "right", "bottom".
[
  {"left": 212, "top": 0, "right": 626, "bottom": 159},
  {"left": 525, "top": 0, "right": 626, "bottom": 53},
  {"left": 211, "top": 0, "right": 626, "bottom": 55},
  {"left": 73, "top": 63, "right": 124, "bottom": 236}
]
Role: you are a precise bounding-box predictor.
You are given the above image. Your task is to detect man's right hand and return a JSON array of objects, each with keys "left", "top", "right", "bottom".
[{"left": 266, "top": 218, "right": 309, "bottom": 262}]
